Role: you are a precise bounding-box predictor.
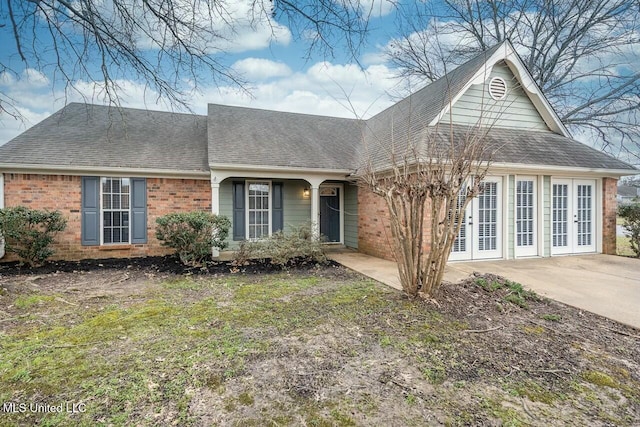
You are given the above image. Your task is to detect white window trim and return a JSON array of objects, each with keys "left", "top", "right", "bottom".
[
  {"left": 245, "top": 180, "right": 272, "bottom": 240},
  {"left": 319, "top": 183, "right": 344, "bottom": 245},
  {"left": 99, "top": 177, "right": 132, "bottom": 246}
]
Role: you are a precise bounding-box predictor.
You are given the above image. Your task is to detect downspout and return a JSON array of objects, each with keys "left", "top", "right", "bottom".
[{"left": 0, "top": 173, "right": 4, "bottom": 259}]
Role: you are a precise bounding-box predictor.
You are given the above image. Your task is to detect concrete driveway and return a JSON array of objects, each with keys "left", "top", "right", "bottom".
[{"left": 330, "top": 250, "right": 640, "bottom": 329}]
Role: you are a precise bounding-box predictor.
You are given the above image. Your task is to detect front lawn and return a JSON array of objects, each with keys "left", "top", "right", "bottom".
[{"left": 1, "top": 262, "right": 639, "bottom": 426}]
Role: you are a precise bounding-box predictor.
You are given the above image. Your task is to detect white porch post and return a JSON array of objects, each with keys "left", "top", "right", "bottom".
[
  {"left": 307, "top": 177, "right": 325, "bottom": 240},
  {"left": 311, "top": 185, "right": 320, "bottom": 239},
  {"left": 211, "top": 181, "right": 221, "bottom": 258}
]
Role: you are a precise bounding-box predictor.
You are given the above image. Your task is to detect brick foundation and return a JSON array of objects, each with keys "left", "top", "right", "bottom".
[
  {"left": 602, "top": 177, "right": 618, "bottom": 255},
  {"left": 1, "top": 174, "right": 211, "bottom": 261}
]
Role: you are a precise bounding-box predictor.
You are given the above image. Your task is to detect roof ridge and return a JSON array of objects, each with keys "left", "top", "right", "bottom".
[
  {"left": 207, "top": 103, "right": 361, "bottom": 122},
  {"left": 64, "top": 102, "right": 207, "bottom": 118}
]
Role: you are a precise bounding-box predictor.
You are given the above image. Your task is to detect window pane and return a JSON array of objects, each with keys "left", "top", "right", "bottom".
[
  {"left": 123, "top": 212, "right": 129, "bottom": 226},
  {"left": 103, "top": 194, "right": 111, "bottom": 209},
  {"left": 104, "top": 228, "right": 112, "bottom": 244},
  {"left": 104, "top": 212, "right": 112, "bottom": 226},
  {"left": 121, "top": 178, "right": 130, "bottom": 193},
  {"left": 121, "top": 194, "right": 130, "bottom": 209}
]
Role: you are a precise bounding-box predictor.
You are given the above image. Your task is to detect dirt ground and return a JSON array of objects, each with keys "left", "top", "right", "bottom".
[{"left": 0, "top": 257, "right": 639, "bottom": 426}]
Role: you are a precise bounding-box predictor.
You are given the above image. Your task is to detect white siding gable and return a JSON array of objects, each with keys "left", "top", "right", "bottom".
[{"left": 447, "top": 62, "right": 550, "bottom": 131}]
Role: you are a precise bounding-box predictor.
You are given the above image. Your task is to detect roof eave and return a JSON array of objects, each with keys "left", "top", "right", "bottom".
[{"left": 0, "top": 163, "right": 210, "bottom": 179}]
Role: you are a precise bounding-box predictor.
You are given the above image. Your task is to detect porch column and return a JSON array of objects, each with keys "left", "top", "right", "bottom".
[
  {"left": 311, "top": 185, "right": 320, "bottom": 239},
  {"left": 211, "top": 182, "right": 220, "bottom": 258}
]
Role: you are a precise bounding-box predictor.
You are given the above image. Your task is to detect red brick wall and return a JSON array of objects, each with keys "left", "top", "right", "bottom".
[
  {"left": 1, "top": 174, "right": 211, "bottom": 261},
  {"left": 357, "top": 186, "right": 433, "bottom": 262},
  {"left": 602, "top": 177, "right": 618, "bottom": 255}
]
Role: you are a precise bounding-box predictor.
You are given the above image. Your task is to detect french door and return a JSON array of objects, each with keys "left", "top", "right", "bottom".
[
  {"left": 450, "top": 177, "right": 503, "bottom": 261},
  {"left": 551, "top": 179, "right": 596, "bottom": 254},
  {"left": 514, "top": 177, "right": 537, "bottom": 257}
]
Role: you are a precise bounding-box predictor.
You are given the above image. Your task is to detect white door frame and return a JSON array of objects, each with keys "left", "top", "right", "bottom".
[
  {"left": 551, "top": 178, "right": 596, "bottom": 255},
  {"left": 450, "top": 176, "right": 504, "bottom": 261},
  {"left": 514, "top": 176, "right": 538, "bottom": 257}
]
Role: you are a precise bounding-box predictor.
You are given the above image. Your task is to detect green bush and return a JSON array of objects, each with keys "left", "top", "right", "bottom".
[
  {"left": 618, "top": 202, "right": 640, "bottom": 257},
  {"left": 233, "top": 224, "right": 327, "bottom": 268},
  {"left": 0, "top": 206, "right": 67, "bottom": 266},
  {"left": 155, "top": 211, "right": 230, "bottom": 266}
]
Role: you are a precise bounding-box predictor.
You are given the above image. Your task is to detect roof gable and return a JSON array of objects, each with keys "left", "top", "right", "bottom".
[
  {"left": 429, "top": 40, "right": 569, "bottom": 136},
  {"left": 447, "top": 61, "right": 550, "bottom": 131}
]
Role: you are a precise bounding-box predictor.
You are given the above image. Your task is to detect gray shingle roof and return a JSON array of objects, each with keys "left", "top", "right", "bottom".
[
  {"left": 0, "top": 44, "right": 635, "bottom": 175},
  {"left": 0, "top": 103, "right": 209, "bottom": 172},
  {"left": 207, "top": 104, "right": 362, "bottom": 170}
]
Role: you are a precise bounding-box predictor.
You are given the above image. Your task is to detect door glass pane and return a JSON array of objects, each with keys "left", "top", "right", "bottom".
[
  {"left": 452, "top": 190, "right": 467, "bottom": 253},
  {"left": 477, "top": 182, "right": 497, "bottom": 251},
  {"left": 516, "top": 180, "right": 535, "bottom": 247},
  {"left": 552, "top": 184, "right": 568, "bottom": 247},
  {"left": 576, "top": 184, "right": 592, "bottom": 246}
]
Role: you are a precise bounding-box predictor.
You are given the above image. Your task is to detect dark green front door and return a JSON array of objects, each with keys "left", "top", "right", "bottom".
[{"left": 320, "top": 188, "right": 340, "bottom": 243}]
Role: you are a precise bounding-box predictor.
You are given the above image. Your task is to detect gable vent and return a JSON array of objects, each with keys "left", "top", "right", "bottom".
[{"left": 488, "top": 77, "right": 507, "bottom": 100}]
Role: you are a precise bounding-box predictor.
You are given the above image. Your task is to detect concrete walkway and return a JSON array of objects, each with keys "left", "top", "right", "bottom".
[{"left": 329, "top": 250, "right": 640, "bottom": 329}]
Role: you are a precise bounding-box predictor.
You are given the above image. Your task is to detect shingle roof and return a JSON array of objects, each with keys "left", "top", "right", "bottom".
[
  {"left": 207, "top": 104, "right": 362, "bottom": 170},
  {"left": 0, "top": 103, "right": 209, "bottom": 172},
  {"left": 0, "top": 44, "right": 635, "bottom": 175}
]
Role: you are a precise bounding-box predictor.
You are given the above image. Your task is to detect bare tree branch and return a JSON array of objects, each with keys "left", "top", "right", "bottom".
[{"left": 387, "top": 0, "right": 640, "bottom": 163}]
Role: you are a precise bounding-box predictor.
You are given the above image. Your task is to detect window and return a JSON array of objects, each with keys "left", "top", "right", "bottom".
[
  {"left": 101, "top": 177, "right": 131, "bottom": 244},
  {"left": 247, "top": 181, "right": 270, "bottom": 239},
  {"left": 82, "top": 176, "right": 146, "bottom": 246}
]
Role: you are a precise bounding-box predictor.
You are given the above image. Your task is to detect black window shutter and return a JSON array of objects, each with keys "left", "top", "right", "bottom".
[
  {"left": 232, "top": 181, "right": 245, "bottom": 240},
  {"left": 272, "top": 182, "right": 283, "bottom": 233},
  {"left": 131, "top": 178, "right": 147, "bottom": 244},
  {"left": 81, "top": 176, "right": 100, "bottom": 246}
]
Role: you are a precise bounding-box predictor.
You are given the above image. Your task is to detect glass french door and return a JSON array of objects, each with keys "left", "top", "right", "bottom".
[
  {"left": 515, "top": 177, "right": 537, "bottom": 257},
  {"left": 450, "top": 177, "right": 503, "bottom": 261},
  {"left": 552, "top": 179, "right": 596, "bottom": 254}
]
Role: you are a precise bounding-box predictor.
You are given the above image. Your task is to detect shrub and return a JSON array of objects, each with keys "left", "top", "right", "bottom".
[
  {"left": 233, "top": 224, "right": 327, "bottom": 268},
  {"left": 0, "top": 206, "right": 67, "bottom": 266},
  {"left": 155, "top": 211, "right": 230, "bottom": 266},
  {"left": 618, "top": 203, "right": 640, "bottom": 257}
]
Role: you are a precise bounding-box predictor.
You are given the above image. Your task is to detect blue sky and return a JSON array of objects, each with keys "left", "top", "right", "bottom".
[{"left": 0, "top": 0, "right": 405, "bottom": 145}]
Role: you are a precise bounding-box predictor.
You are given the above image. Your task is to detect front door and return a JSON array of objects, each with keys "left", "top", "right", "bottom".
[
  {"left": 320, "top": 186, "right": 340, "bottom": 243},
  {"left": 450, "top": 177, "right": 503, "bottom": 261},
  {"left": 552, "top": 179, "right": 596, "bottom": 254}
]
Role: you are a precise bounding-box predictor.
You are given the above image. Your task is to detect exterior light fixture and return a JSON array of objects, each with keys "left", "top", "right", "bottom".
[{"left": 303, "top": 188, "right": 310, "bottom": 198}]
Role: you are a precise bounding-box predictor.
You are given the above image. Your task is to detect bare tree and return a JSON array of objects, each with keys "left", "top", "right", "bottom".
[
  {"left": 358, "top": 110, "right": 493, "bottom": 298},
  {"left": 0, "top": 0, "right": 375, "bottom": 117},
  {"left": 387, "top": 0, "right": 640, "bottom": 163}
]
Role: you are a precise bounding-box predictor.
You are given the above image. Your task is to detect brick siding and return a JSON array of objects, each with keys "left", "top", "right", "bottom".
[
  {"left": 602, "top": 177, "right": 618, "bottom": 255},
  {"left": 1, "top": 174, "right": 211, "bottom": 261},
  {"left": 357, "top": 186, "right": 433, "bottom": 262}
]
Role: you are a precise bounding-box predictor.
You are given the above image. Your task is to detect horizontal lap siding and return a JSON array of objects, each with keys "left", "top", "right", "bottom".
[
  {"left": 344, "top": 184, "right": 358, "bottom": 248},
  {"left": 283, "top": 180, "right": 311, "bottom": 232},
  {"left": 219, "top": 179, "right": 310, "bottom": 250},
  {"left": 449, "top": 62, "right": 549, "bottom": 131},
  {"left": 1, "top": 174, "right": 211, "bottom": 261}
]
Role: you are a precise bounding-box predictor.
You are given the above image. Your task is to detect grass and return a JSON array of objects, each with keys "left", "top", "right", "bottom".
[
  {"left": 617, "top": 236, "right": 636, "bottom": 257},
  {"left": 1, "top": 269, "right": 639, "bottom": 426}
]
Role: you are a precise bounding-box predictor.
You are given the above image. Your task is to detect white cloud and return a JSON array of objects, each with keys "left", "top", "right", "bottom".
[
  {"left": 232, "top": 58, "right": 292, "bottom": 80},
  {"left": 113, "top": 0, "right": 291, "bottom": 54},
  {"left": 359, "top": 0, "right": 396, "bottom": 18},
  {"left": 0, "top": 59, "right": 401, "bottom": 145}
]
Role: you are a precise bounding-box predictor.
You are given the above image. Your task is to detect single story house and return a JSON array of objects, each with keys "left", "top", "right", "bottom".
[{"left": 0, "top": 41, "right": 636, "bottom": 263}]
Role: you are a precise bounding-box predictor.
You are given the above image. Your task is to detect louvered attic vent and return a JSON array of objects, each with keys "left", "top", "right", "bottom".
[{"left": 488, "top": 77, "right": 507, "bottom": 100}]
